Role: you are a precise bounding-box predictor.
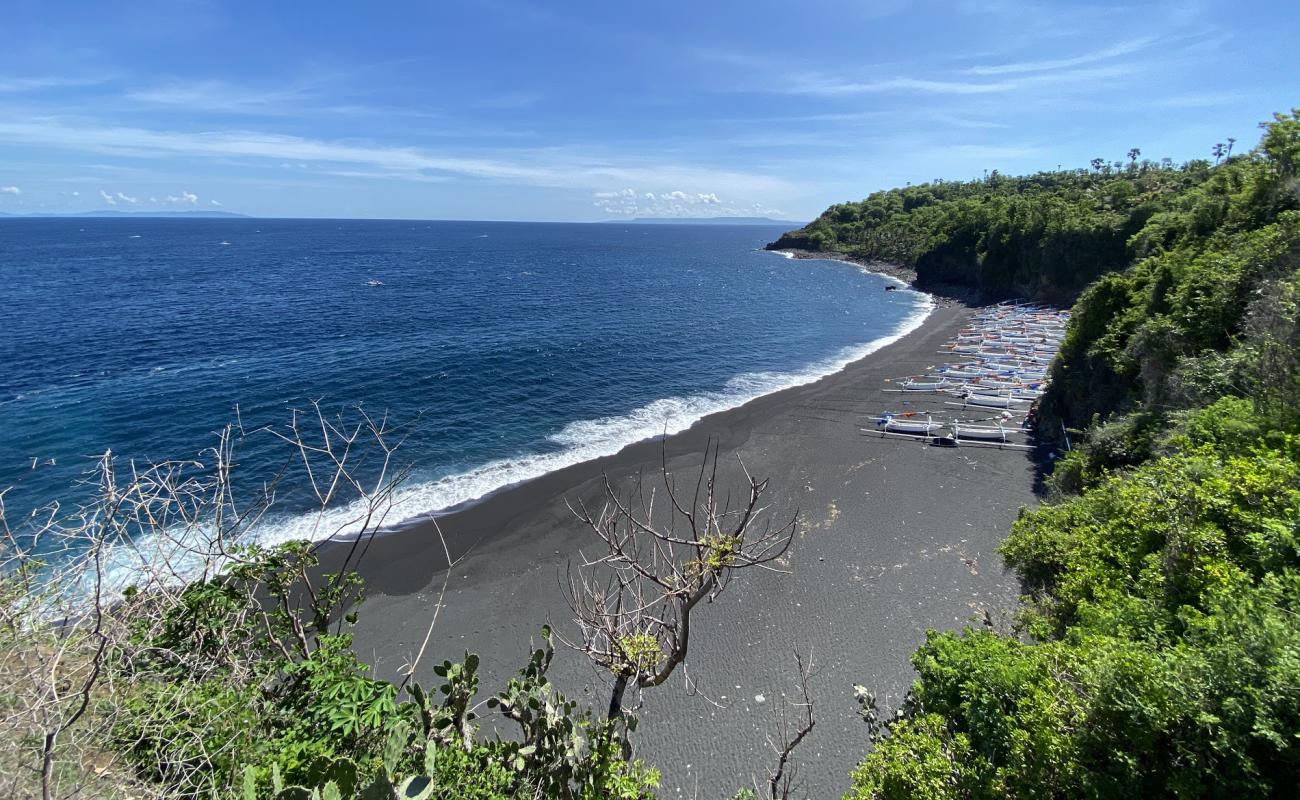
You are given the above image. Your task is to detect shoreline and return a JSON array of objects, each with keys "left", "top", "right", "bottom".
[
  {"left": 322, "top": 275, "right": 935, "bottom": 559},
  {"left": 274, "top": 259, "right": 935, "bottom": 547},
  {"left": 328, "top": 300, "right": 1042, "bottom": 795},
  {"left": 769, "top": 247, "right": 991, "bottom": 306}
]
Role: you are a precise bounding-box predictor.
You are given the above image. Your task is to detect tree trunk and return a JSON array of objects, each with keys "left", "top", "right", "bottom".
[{"left": 606, "top": 672, "right": 632, "bottom": 760}]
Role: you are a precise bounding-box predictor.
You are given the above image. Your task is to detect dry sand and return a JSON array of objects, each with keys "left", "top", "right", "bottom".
[{"left": 330, "top": 302, "right": 1043, "bottom": 797}]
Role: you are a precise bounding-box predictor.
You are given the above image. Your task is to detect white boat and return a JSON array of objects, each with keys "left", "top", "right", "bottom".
[
  {"left": 876, "top": 413, "right": 943, "bottom": 435},
  {"left": 951, "top": 421, "right": 1012, "bottom": 442},
  {"left": 900, "top": 378, "right": 953, "bottom": 391},
  {"left": 962, "top": 393, "right": 1032, "bottom": 409}
]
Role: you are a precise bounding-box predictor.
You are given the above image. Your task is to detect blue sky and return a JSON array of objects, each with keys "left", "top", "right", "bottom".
[{"left": 0, "top": 0, "right": 1295, "bottom": 221}]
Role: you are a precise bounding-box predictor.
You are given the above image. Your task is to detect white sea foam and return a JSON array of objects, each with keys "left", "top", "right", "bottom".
[
  {"left": 94, "top": 286, "right": 934, "bottom": 595},
  {"left": 245, "top": 287, "right": 933, "bottom": 546}
]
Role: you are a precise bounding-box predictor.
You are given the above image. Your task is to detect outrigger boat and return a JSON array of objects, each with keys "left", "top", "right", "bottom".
[
  {"left": 954, "top": 391, "right": 1033, "bottom": 409},
  {"left": 900, "top": 377, "right": 955, "bottom": 391},
  {"left": 951, "top": 420, "right": 1017, "bottom": 442},
  {"left": 875, "top": 413, "right": 943, "bottom": 435}
]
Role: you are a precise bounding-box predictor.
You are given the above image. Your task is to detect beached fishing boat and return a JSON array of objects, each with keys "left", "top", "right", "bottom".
[
  {"left": 900, "top": 377, "right": 954, "bottom": 391},
  {"left": 971, "top": 376, "right": 1028, "bottom": 389},
  {"left": 876, "top": 413, "right": 943, "bottom": 435},
  {"left": 961, "top": 392, "right": 1032, "bottom": 409},
  {"left": 951, "top": 421, "right": 1013, "bottom": 442}
]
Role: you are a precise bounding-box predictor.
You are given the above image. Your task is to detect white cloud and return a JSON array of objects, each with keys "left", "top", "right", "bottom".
[
  {"left": 593, "top": 187, "right": 783, "bottom": 219},
  {"left": 0, "top": 117, "right": 789, "bottom": 199},
  {"left": 962, "top": 36, "right": 1158, "bottom": 76},
  {"left": 0, "top": 185, "right": 19, "bottom": 195},
  {"left": 99, "top": 189, "right": 116, "bottom": 205},
  {"left": 785, "top": 63, "right": 1133, "bottom": 97},
  {"left": 210, "top": 199, "right": 222, "bottom": 206},
  {"left": 71, "top": 190, "right": 79, "bottom": 197},
  {"left": 0, "top": 76, "right": 109, "bottom": 93},
  {"left": 126, "top": 80, "right": 307, "bottom": 115},
  {"left": 116, "top": 191, "right": 138, "bottom": 204}
]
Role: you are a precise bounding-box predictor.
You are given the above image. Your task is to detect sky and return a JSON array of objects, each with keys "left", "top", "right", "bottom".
[{"left": 0, "top": 0, "right": 1296, "bottom": 222}]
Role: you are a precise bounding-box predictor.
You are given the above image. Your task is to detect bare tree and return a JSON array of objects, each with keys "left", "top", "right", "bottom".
[
  {"left": 561, "top": 440, "right": 798, "bottom": 752},
  {"left": 0, "top": 404, "right": 412, "bottom": 800},
  {"left": 762, "top": 650, "right": 817, "bottom": 800}
]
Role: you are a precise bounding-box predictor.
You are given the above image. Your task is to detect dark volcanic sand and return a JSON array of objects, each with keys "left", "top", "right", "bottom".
[{"left": 331, "top": 303, "right": 1040, "bottom": 798}]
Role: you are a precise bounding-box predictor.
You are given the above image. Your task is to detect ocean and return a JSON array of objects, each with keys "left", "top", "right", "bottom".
[{"left": 0, "top": 218, "right": 929, "bottom": 560}]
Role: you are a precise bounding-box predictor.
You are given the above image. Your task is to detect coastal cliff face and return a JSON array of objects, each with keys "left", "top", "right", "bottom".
[{"left": 765, "top": 161, "right": 1205, "bottom": 304}]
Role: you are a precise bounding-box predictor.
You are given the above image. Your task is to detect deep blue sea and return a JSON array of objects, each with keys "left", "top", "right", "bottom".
[{"left": 0, "top": 218, "right": 928, "bottom": 557}]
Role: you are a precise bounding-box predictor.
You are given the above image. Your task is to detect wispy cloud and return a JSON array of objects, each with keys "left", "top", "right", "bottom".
[
  {"left": 0, "top": 117, "right": 788, "bottom": 199},
  {"left": 962, "top": 36, "right": 1159, "bottom": 76},
  {"left": 0, "top": 76, "right": 110, "bottom": 93},
  {"left": 125, "top": 80, "right": 311, "bottom": 114},
  {"left": 474, "top": 91, "right": 544, "bottom": 110},
  {"left": 784, "top": 63, "right": 1135, "bottom": 97}
]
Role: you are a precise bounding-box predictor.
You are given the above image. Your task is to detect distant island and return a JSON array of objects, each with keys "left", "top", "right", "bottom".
[
  {"left": 0, "top": 209, "right": 249, "bottom": 219},
  {"left": 609, "top": 216, "right": 806, "bottom": 226}
]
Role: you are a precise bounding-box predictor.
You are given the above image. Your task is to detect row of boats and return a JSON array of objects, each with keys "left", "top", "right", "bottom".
[{"left": 872, "top": 302, "right": 1071, "bottom": 444}]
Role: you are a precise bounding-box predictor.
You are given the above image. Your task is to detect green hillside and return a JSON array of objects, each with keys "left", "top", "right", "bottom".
[{"left": 844, "top": 110, "right": 1300, "bottom": 799}]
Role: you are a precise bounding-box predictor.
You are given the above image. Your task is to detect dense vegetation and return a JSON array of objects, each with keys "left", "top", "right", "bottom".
[
  {"left": 845, "top": 111, "right": 1300, "bottom": 798},
  {"left": 1, "top": 536, "right": 658, "bottom": 800},
  {"left": 768, "top": 147, "right": 1243, "bottom": 303}
]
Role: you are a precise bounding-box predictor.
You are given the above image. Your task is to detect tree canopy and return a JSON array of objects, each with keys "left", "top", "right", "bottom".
[{"left": 846, "top": 110, "right": 1300, "bottom": 799}]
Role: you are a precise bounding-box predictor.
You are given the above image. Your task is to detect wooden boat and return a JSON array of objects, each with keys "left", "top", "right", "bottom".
[
  {"left": 939, "top": 367, "right": 985, "bottom": 379},
  {"left": 972, "top": 377, "right": 1026, "bottom": 390},
  {"left": 900, "top": 378, "right": 954, "bottom": 391},
  {"left": 960, "top": 392, "right": 1033, "bottom": 409},
  {"left": 951, "top": 421, "right": 1013, "bottom": 442},
  {"left": 876, "top": 413, "right": 943, "bottom": 435}
]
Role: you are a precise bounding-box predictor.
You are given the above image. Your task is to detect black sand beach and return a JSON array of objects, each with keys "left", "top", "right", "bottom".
[{"left": 332, "top": 302, "right": 1041, "bottom": 797}]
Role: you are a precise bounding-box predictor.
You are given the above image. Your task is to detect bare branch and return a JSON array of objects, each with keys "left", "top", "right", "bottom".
[{"left": 560, "top": 438, "right": 799, "bottom": 752}]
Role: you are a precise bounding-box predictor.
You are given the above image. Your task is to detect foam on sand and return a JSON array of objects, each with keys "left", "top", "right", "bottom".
[
  {"left": 248, "top": 287, "right": 933, "bottom": 546},
  {"left": 95, "top": 287, "right": 933, "bottom": 596}
]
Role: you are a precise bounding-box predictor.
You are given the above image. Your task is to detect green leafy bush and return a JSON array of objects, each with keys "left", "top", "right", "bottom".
[{"left": 848, "top": 112, "right": 1300, "bottom": 799}]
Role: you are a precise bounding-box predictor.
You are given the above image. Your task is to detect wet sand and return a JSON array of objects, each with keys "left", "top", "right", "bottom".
[{"left": 332, "top": 302, "right": 1040, "bottom": 797}]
